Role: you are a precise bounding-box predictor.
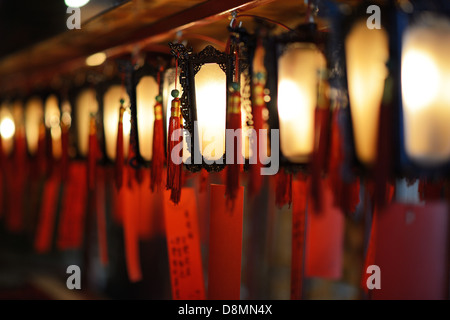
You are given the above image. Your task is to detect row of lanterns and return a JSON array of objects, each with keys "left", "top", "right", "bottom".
[{"left": 0, "top": 1, "right": 449, "bottom": 196}]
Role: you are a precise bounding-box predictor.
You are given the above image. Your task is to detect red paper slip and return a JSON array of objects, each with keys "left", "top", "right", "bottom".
[
  {"left": 372, "top": 202, "right": 449, "bottom": 300},
  {"left": 34, "top": 174, "right": 60, "bottom": 253},
  {"left": 305, "top": 179, "right": 344, "bottom": 280},
  {"left": 122, "top": 166, "right": 142, "bottom": 282},
  {"left": 95, "top": 167, "right": 108, "bottom": 266},
  {"left": 57, "top": 163, "right": 87, "bottom": 249},
  {"left": 291, "top": 179, "right": 308, "bottom": 300},
  {"left": 164, "top": 188, "right": 205, "bottom": 300},
  {"left": 208, "top": 184, "right": 244, "bottom": 300}
]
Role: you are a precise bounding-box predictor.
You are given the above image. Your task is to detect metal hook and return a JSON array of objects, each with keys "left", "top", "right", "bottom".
[{"left": 229, "top": 10, "right": 242, "bottom": 28}]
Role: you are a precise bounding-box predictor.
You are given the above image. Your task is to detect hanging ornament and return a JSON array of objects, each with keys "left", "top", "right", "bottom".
[
  {"left": 166, "top": 57, "right": 183, "bottom": 205},
  {"left": 275, "top": 168, "right": 292, "bottom": 209},
  {"left": 225, "top": 35, "right": 243, "bottom": 206},
  {"left": 150, "top": 69, "right": 165, "bottom": 192},
  {"left": 248, "top": 39, "right": 267, "bottom": 197},
  {"left": 87, "top": 114, "right": 97, "bottom": 191},
  {"left": 115, "top": 98, "right": 125, "bottom": 190},
  {"left": 310, "top": 67, "right": 331, "bottom": 212}
]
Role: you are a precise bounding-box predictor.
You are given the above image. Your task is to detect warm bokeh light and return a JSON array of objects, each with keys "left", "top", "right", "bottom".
[
  {"left": 345, "top": 20, "right": 389, "bottom": 166},
  {"left": 195, "top": 63, "right": 226, "bottom": 161},
  {"left": 401, "top": 14, "right": 450, "bottom": 166},
  {"left": 25, "top": 96, "right": 44, "bottom": 155},
  {"left": 45, "top": 94, "right": 62, "bottom": 159},
  {"left": 65, "top": 0, "right": 90, "bottom": 8},
  {"left": 103, "top": 85, "right": 130, "bottom": 161},
  {"left": 277, "top": 42, "right": 325, "bottom": 163},
  {"left": 76, "top": 88, "right": 98, "bottom": 156},
  {"left": 86, "top": 52, "right": 107, "bottom": 67},
  {"left": 136, "top": 76, "right": 158, "bottom": 161},
  {"left": 61, "top": 99, "right": 72, "bottom": 128},
  {"left": 0, "top": 117, "right": 15, "bottom": 139}
]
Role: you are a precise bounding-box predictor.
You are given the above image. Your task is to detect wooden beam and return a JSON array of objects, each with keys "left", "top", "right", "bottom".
[{"left": 0, "top": 0, "right": 276, "bottom": 93}]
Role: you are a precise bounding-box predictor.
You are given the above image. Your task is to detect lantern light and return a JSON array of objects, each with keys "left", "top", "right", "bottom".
[
  {"left": 24, "top": 96, "right": 44, "bottom": 155},
  {"left": 0, "top": 103, "right": 15, "bottom": 156},
  {"left": 103, "top": 85, "right": 131, "bottom": 161},
  {"left": 345, "top": 19, "right": 389, "bottom": 166},
  {"left": 136, "top": 75, "right": 158, "bottom": 161},
  {"left": 401, "top": 12, "right": 450, "bottom": 166},
  {"left": 277, "top": 42, "right": 326, "bottom": 163},
  {"left": 45, "top": 94, "right": 62, "bottom": 159},
  {"left": 195, "top": 63, "right": 227, "bottom": 161},
  {"left": 76, "top": 88, "right": 99, "bottom": 157}
]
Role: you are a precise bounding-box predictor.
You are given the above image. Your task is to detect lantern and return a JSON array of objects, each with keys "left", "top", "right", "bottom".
[
  {"left": 135, "top": 71, "right": 159, "bottom": 162},
  {"left": 168, "top": 43, "right": 234, "bottom": 171},
  {"left": 75, "top": 88, "right": 99, "bottom": 157},
  {"left": 345, "top": 19, "right": 389, "bottom": 166},
  {"left": 0, "top": 101, "right": 15, "bottom": 155},
  {"left": 103, "top": 85, "right": 131, "bottom": 161},
  {"left": 401, "top": 11, "right": 450, "bottom": 168},
  {"left": 44, "top": 94, "right": 62, "bottom": 159},
  {"left": 24, "top": 96, "right": 44, "bottom": 155},
  {"left": 265, "top": 22, "right": 327, "bottom": 167},
  {"left": 277, "top": 42, "right": 326, "bottom": 163},
  {"left": 345, "top": 19, "right": 389, "bottom": 165}
]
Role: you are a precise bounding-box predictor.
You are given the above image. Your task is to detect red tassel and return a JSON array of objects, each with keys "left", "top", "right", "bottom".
[
  {"left": 87, "top": 116, "right": 97, "bottom": 191},
  {"left": 225, "top": 83, "right": 242, "bottom": 205},
  {"left": 166, "top": 90, "right": 183, "bottom": 204},
  {"left": 310, "top": 70, "right": 330, "bottom": 212},
  {"left": 115, "top": 100, "right": 125, "bottom": 190},
  {"left": 96, "top": 167, "right": 109, "bottom": 266},
  {"left": 34, "top": 123, "right": 47, "bottom": 179},
  {"left": 248, "top": 42, "right": 267, "bottom": 197},
  {"left": 6, "top": 129, "right": 27, "bottom": 232},
  {"left": 150, "top": 95, "right": 165, "bottom": 192},
  {"left": 328, "top": 108, "right": 360, "bottom": 213},
  {"left": 61, "top": 124, "right": 69, "bottom": 182},
  {"left": 275, "top": 168, "right": 292, "bottom": 209},
  {"left": 34, "top": 173, "right": 60, "bottom": 253}
]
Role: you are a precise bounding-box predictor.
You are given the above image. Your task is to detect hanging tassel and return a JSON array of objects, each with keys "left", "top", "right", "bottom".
[
  {"left": 150, "top": 95, "right": 165, "bottom": 192},
  {"left": 275, "top": 168, "right": 292, "bottom": 209},
  {"left": 87, "top": 114, "right": 97, "bottom": 191},
  {"left": 310, "top": 69, "right": 330, "bottom": 213},
  {"left": 225, "top": 82, "right": 242, "bottom": 205},
  {"left": 248, "top": 40, "right": 267, "bottom": 197},
  {"left": 61, "top": 123, "right": 69, "bottom": 182},
  {"left": 115, "top": 99, "right": 125, "bottom": 190},
  {"left": 166, "top": 89, "right": 183, "bottom": 204},
  {"left": 328, "top": 108, "right": 360, "bottom": 214}
]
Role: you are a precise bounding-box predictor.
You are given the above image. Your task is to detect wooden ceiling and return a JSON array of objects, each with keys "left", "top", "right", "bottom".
[{"left": 0, "top": 0, "right": 362, "bottom": 95}]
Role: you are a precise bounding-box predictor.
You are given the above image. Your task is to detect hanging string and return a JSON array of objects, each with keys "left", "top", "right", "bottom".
[
  {"left": 150, "top": 65, "right": 166, "bottom": 192},
  {"left": 174, "top": 53, "right": 179, "bottom": 91}
]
